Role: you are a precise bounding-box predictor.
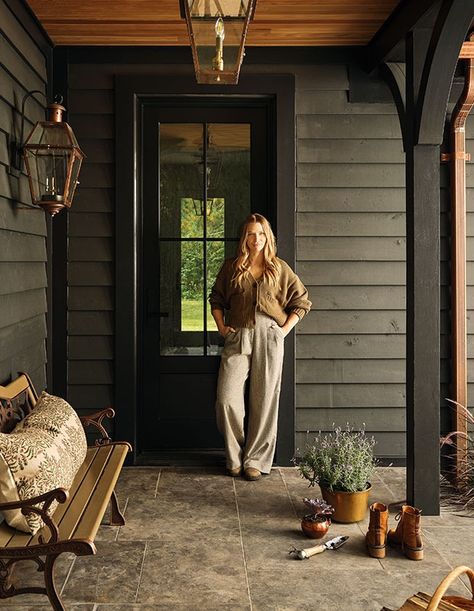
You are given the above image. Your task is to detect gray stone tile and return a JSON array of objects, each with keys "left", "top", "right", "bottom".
[
  {"left": 0, "top": 606, "right": 94, "bottom": 610},
  {"left": 97, "top": 606, "right": 250, "bottom": 610},
  {"left": 61, "top": 542, "right": 146, "bottom": 604},
  {"left": 95, "top": 522, "right": 120, "bottom": 542},
  {"left": 424, "top": 525, "right": 474, "bottom": 569},
  {"left": 118, "top": 494, "right": 240, "bottom": 541},
  {"left": 378, "top": 537, "right": 452, "bottom": 573},
  {"left": 137, "top": 539, "right": 250, "bottom": 606},
  {"left": 421, "top": 508, "right": 474, "bottom": 527},
  {"left": 115, "top": 467, "right": 161, "bottom": 498},
  {"left": 236, "top": 493, "right": 297, "bottom": 522},
  {"left": 376, "top": 467, "right": 407, "bottom": 500},
  {"left": 1, "top": 553, "right": 75, "bottom": 606},
  {"left": 241, "top": 519, "right": 367, "bottom": 571},
  {"left": 233, "top": 469, "right": 287, "bottom": 498},
  {"left": 249, "top": 566, "right": 471, "bottom": 611},
  {"left": 157, "top": 467, "right": 235, "bottom": 500}
]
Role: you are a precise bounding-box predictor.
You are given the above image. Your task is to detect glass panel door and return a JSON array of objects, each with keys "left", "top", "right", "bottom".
[{"left": 140, "top": 101, "right": 270, "bottom": 453}]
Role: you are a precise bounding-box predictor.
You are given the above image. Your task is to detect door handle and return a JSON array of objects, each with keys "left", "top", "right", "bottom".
[{"left": 146, "top": 289, "right": 160, "bottom": 318}]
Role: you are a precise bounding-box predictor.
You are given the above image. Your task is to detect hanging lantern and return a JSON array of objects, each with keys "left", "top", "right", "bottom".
[
  {"left": 22, "top": 100, "right": 85, "bottom": 216},
  {"left": 180, "top": 0, "right": 257, "bottom": 85}
]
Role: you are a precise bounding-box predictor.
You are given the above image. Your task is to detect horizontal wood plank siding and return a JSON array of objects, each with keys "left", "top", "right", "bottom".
[
  {"left": 0, "top": 0, "right": 49, "bottom": 389},
  {"left": 67, "top": 76, "right": 115, "bottom": 415},
  {"left": 295, "top": 64, "right": 407, "bottom": 458}
]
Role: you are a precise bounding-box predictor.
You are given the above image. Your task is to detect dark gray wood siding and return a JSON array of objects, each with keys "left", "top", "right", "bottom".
[
  {"left": 294, "top": 65, "right": 408, "bottom": 459},
  {"left": 66, "top": 60, "right": 412, "bottom": 459},
  {"left": 67, "top": 79, "right": 114, "bottom": 414},
  {"left": 0, "top": 0, "right": 49, "bottom": 391}
]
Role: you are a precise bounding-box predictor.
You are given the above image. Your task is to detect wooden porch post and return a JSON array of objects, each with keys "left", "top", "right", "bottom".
[{"left": 404, "top": 28, "right": 440, "bottom": 513}]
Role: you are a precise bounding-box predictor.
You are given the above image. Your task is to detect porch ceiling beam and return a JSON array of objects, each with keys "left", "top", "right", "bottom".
[{"left": 365, "top": 0, "right": 439, "bottom": 73}]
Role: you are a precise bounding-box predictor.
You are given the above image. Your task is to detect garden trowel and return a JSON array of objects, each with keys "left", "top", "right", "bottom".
[{"left": 289, "top": 535, "right": 349, "bottom": 559}]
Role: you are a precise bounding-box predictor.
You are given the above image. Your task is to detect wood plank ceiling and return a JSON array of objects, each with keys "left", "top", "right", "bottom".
[{"left": 25, "top": 0, "right": 400, "bottom": 46}]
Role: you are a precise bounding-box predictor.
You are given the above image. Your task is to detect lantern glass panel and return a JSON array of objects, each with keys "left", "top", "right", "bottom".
[
  {"left": 23, "top": 148, "right": 69, "bottom": 204},
  {"left": 192, "top": 18, "right": 244, "bottom": 83},
  {"left": 25, "top": 122, "right": 76, "bottom": 147},
  {"left": 188, "top": 0, "right": 251, "bottom": 17},
  {"left": 67, "top": 152, "right": 83, "bottom": 204}
]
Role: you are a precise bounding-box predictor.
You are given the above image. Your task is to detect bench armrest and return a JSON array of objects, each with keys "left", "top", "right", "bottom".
[
  {"left": 80, "top": 407, "right": 115, "bottom": 445},
  {"left": 0, "top": 487, "right": 68, "bottom": 544}
]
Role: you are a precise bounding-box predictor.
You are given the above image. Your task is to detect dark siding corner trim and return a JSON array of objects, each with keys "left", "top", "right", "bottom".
[
  {"left": 3, "top": 0, "right": 54, "bottom": 53},
  {"left": 50, "top": 47, "right": 68, "bottom": 397}
]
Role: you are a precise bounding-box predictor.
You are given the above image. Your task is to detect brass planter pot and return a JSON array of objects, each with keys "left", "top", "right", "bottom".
[{"left": 321, "top": 484, "right": 372, "bottom": 523}]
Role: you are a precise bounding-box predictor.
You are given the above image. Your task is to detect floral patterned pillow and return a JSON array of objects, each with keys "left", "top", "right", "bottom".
[{"left": 0, "top": 392, "right": 87, "bottom": 534}]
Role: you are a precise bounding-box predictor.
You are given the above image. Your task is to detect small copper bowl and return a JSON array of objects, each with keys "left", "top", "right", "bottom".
[{"left": 300, "top": 516, "right": 331, "bottom": 539}]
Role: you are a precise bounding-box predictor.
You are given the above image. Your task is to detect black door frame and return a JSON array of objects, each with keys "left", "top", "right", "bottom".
[
  {"left": 115, "top": 74, "right": 295, "bottom": 465},
  {"left": 141, "top": 102, "right": 271, "bottom": 452}
]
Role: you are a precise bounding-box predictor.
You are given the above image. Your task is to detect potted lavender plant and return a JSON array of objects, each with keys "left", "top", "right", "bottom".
[
  {"left": 300, "top": 497, "right": 334, "bottom": 539},
  {"left": 296, "top": 425, "right": 377, "bottom": 523}
]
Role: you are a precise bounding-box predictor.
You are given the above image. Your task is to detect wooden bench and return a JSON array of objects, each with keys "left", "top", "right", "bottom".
[{"left": 0, "top": 373, "right": 131, "bottom": 610}]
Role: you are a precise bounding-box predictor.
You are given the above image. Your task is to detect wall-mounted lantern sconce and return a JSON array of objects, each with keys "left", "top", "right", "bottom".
[
  {"left": 179, "top": 0, "right": 257, "bottom": 85},
  {"left": 9, "top": 90, "right": 85, "bottom": 216}
]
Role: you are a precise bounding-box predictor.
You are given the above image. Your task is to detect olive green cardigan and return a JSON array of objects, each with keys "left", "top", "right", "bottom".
[{"left": 209, "top": 257, "right": 312, "bottom": 328}]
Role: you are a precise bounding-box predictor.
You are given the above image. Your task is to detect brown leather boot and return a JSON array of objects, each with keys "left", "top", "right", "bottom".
[
  {"left": 366, "top": 502, "right": 388, "bottom": 558},
  {"left": 387, "top": 504, "right": 423, "bottom": 560}
]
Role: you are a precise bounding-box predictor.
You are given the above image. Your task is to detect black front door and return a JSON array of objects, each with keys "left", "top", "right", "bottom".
[{"left": 140, "top": 99, "right": 272, "bottom": 455}]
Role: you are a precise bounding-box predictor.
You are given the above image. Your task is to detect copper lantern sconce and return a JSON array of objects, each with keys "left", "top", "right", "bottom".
[
  {"left": 9, "top": 90, "right": 85, "bottom": 216},
  {"left": 179, "top": 0, "right": 257, "bottom": 85}
]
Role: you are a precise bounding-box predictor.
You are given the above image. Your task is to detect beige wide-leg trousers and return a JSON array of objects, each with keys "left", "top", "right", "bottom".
[{"left": 215, "top": 311, "right": 285, "bottom": 473}]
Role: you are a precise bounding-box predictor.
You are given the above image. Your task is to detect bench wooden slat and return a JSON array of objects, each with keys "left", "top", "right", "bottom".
[
  {"left": 73, "top": 444, "right": 128, "bottom": 542},
  {"left": 2, "top": 447, "right": 99, "bottom": 548},
  {"left": 0, "top": 521, "right": 17, "bottom": 547},
  {"left": 47, "top": 447, "right": 99, "bottom": 527},
  {"left": 54, "top": 445, "right": 116, "bottom": 543},
  {"left": 26, "top": 447, "right": 101, "bottom": 547}
]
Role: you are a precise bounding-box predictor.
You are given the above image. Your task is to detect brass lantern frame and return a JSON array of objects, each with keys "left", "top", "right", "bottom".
[
  {"left": 9, "top": 90, "right": 85, "bottom": 216},
  {"left": 179, "top": 0, "right": 257, "bottom": 85}
]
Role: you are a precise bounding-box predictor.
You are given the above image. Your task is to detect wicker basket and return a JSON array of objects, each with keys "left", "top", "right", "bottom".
[{"left": 382, "top": 566, "right": 474, "bottom": 611}]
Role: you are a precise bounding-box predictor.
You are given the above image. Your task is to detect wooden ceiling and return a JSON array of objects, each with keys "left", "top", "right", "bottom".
[{"left": 26, "top": 0, "right": 400, "bottom": 47}]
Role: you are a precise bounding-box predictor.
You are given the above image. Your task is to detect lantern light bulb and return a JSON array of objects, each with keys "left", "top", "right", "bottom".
[{"left": 215, "top": 17, "right": 225, "bottom": 40}]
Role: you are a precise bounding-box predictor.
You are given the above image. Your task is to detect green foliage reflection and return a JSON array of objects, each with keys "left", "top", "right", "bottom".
[{"left": 181, "top": 199, "right": 224, "bottom": 331}]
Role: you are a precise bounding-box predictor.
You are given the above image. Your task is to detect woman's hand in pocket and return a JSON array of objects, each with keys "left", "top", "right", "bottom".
[{"left": 219, "top": 325, "right": 236, "bottom": 338}]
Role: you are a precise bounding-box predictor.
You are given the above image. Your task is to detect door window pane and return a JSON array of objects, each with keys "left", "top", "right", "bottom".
[
  {"left": 159, "top": 122, "right": 251, "bottom": 356},
  {"left": 160, "top": 241, "right": 204, "bottom": 356},
  {"left": 181, "top": 240, "right": 204, "bottom": 332},
  {"left": 208, "top": 123, "right": 250, "bottom": 238},
  {"left": 160, "top": 124, "right": 204, "bottom": 239}
]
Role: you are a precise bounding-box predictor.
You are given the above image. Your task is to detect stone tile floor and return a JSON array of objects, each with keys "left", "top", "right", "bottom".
[{"left": 2, "top": 466, "right": 474, "bottom": 610}]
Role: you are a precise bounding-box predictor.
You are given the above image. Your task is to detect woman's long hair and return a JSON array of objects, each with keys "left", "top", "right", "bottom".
[{"left": 232, "top": 213, "right": 281, "bottom": 287}]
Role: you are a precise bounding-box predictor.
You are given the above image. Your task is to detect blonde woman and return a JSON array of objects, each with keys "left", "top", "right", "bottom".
[{"left": 209, "top": 213, "right": 311, "bottom": 480}]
